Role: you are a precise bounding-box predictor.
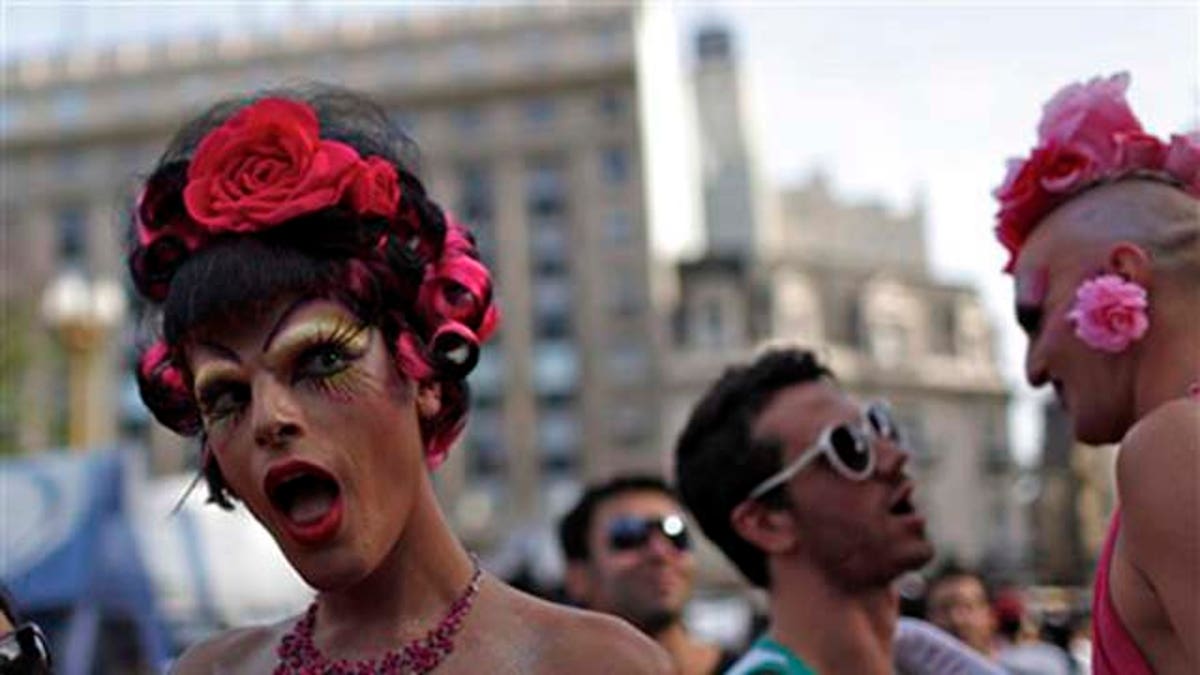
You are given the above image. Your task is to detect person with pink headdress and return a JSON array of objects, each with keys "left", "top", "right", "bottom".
[
  {"left": 994, "top": 72, "right": 1199, "bottom": 675},
  {"left": 130, "top": 85, "right": 672, "bottom": 674}
]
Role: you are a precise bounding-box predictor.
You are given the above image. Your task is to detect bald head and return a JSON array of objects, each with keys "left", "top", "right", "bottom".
[{"left": 1020, "top": 179, "right": 1199, "bottom": 276}]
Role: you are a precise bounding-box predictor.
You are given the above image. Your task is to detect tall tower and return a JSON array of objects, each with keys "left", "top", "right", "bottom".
[{"left": 693, "top": 25, "right": 761, "bottom": 260}]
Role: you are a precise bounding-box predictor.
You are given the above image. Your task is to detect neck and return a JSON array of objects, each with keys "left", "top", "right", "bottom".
[
  {"left": 654, "top": 622, "right": 719, "bottom": 675},
  {"left": 766, "top": 561, "right": 897, "bottom": 675},
  {"left": 1134, "top": 294, "right": 1200, "bottom": 418},
  {"left": 315, "top": 480, "right": 477, "bottom": 660}
]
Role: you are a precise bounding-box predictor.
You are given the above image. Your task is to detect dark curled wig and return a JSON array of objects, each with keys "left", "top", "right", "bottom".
[
  {"left": 673, "top": 348, "right": 831, "bottom": 588},
  {"left": 129, "top": 85, "right": 499, "bottom": 509}
]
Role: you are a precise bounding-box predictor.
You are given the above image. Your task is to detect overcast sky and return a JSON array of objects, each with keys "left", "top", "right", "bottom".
[{"left": 5, "top": 1, "right": 1198, "bottom": 461}]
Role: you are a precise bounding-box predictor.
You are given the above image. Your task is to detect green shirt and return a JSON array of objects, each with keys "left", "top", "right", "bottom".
[{"left": 724, "top": 636, "right": 817, "bottom": 675}]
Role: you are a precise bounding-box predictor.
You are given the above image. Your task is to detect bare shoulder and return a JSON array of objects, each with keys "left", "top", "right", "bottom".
[
  {"left": 170, "top": 620, "right": 290, "bottom": 674},
  {"left": 1117, "top": 398, "right": 1199, "bottom": 495},
  {"left": 488, "top": 585, "right": 674, "bottom": 674},
  {"left": 1116, "top": 398, "right": 1199, "bottom": 555}
]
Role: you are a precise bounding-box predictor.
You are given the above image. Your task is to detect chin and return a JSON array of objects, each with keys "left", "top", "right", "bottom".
[
  {"left": 1073, "top": 415, "right": 1128, "bottom": 446},
  {"left": 280, "top": 540, "right": 375, "bottom": 592}
]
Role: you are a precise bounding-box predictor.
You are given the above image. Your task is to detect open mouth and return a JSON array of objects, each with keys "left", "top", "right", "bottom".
[
  {"left": 270, "top": 473, "right": 340, "bottom": 524},
  {"left": 889, "top": 488, "right": 917, "bottom": 516},
  {"left": 263, "top": 460, "right": 344, "bottom": 545}
]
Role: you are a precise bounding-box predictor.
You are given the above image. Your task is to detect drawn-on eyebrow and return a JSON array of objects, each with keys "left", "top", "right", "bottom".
[{"left": 260, "top": 297, "right": 325, "bottom": 353}]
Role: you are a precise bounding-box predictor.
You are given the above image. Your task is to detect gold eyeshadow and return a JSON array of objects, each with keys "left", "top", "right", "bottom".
[{"left": 264, "top": 314, "right": 370, "bottom": 369}]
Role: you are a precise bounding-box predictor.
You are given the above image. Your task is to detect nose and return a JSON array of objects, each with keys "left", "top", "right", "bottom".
[
  {"left": 874, "top": 436, "right": 910, "bottom": 478},
  {"left": 644, "top": 530, "right": 682, "bottom": 559},
  {"left": 251, "top": 377, "right": 304, "bottom": 449}
]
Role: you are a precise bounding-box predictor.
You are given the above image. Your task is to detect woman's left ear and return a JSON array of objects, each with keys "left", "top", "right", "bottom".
[{"left": 416, "top": 381, "right": 442, "bottom": 419}]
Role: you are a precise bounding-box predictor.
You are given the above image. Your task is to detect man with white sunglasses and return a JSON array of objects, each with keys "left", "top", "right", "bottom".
[{"left": 675, "top": 348, "right": 1000, "bottom": 674}]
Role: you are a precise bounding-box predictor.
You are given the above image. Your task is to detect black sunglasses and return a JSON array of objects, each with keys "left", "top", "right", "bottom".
[
  {"left": 0, "top": 623, "right": 52, "bottom": 674},
  {"left": 606, "top": 514, "right": 691, "bottom": 553}
]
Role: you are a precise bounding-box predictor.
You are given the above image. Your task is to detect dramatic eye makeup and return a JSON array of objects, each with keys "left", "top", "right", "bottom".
[
  {"left": 269, "top": 314, "right": 372, "bottom": 399},
  {"left": 194, "top": 364, "right": 248, "bottom": 425},
  {"left": 1014, "top": 267, "right": 1049, "bottom": 336}
]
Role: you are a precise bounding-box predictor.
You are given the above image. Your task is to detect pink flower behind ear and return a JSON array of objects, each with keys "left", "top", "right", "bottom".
[{"left": 1066, "top": 274, "right": 1149, "bottom": 353}]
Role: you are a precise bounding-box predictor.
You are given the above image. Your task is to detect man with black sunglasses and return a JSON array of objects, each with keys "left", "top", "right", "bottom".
[
  {"left": 675, "top": 348, "right": 1001, "bottom": 674},
  {"left": 559, "top": 475, "right": 740, "bottom": 675}
]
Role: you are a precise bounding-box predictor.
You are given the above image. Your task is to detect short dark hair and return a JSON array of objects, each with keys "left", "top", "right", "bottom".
[
  {"left": 674, "top": 348, "right": 832, "bottom": 588},
  {"left": 558, "top": 475, "right": 678, "bottom": 563},
  {"left": 927, "top": 561, "right": 993, "bottom": 603}
]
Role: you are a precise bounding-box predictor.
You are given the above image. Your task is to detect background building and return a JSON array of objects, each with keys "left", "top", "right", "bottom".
[
  {"left": 1031, "top": 402, "right": 1116, "bottom": 586},
  {"left": 1, "top": 4, "right": 680, "bottom": 554}
]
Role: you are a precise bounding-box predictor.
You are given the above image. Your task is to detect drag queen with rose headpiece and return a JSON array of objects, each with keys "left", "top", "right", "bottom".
[
  {"left": 131, "top": 87, "right": 672, "bottom": 675},
  {"left": 994, "top": 73, "right": 1199, "bottom": 674}
]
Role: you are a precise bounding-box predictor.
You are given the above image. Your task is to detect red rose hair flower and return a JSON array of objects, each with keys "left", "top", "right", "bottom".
[{"left": 993, "top": 73, "right": 1200, "bottom": 272}]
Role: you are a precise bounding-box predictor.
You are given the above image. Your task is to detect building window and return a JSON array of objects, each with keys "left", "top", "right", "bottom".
[
  {"left": 533, "top": 276, "right": 573, "bottom": 338},
  {"left": 608, "top": 341, "right": 647, "bottom": 385},
  {"left": 467, "top": 404, "right": 505, "bottom": 475},
  {"left": 390, "top": 109, "right": 418, "bottom": 137},
  {"left": 457, "top": 163, "right": 495, "bottom": 267},
  {"left": 530, "top": 214, "right": 569, "bottom": 274},
  {"left": 601, "top": 146, "right": 630, "bottom": 184},
  {"left": 930, "top": 302, "right": 957, "bottom": 355},
  {"left": 52, "top": 88, "right": 87, "bottom": 126},
  {"left": 611, "top": 404, "right": 648, "bottom": 446},
  {"left": 607, "top": 274, "right": 641, "bottom": 317},
  {"left": 533, "top": 340, "right": 578, "bottom": 396},
  {"left": 598, "top": 90, "right": 626, "bottom": 122},
  {"left": 448, "top": 41, "right": 483, "bottom": 75},
  {"left": 526, "top": 158, "right": 567, "bottom": 216},
  {"left": 470, "top": 343, "right": 503, "bottom": 403},
  {"left": 893, "top": 406, "right": 931, "bottom": 464},
  {"left": 696, "top": 297, "right": 725, "bottom": 349},
  {"left": 538, "top": 403, "right": 580, "bottom": 472},
  {"left": 56, "top": 206, "right": 88, "bottom": 266},
  {"left": 451, "top": 106, "right": 484, "bottom": 134},
  {"left": 517, "top": 29, "right": 549, "bottom": 67},
  {"left": 523, "top": 97, "right": 556, "bottom": 129},
  {"left": 603, "top": 209, "right": 634, "bottom": 247},
  {"left": 55, "top": 150, "right": 84, "bottom": 182},
  {"left": 872, "top": 321, "right": 909, "bottom": 367}
]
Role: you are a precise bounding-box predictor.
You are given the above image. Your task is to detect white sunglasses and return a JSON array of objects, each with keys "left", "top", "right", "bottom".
[{"left": 746, "top": 400, "right": 905, "bottom": 501}]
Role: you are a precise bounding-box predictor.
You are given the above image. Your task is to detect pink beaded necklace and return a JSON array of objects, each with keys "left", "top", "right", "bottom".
[{"left": 274, "top": 557, "right": 483, "bottom": 675}]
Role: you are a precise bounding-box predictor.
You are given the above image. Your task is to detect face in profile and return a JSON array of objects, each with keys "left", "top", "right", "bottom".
[
  {"left": 927, "top": 575, "right": 996, "bottom": 655},
  {"left": 185, "top": 296, "right": 434, "bottom": 590},
  {"left": 572, "top": 490, "right": 696, "bottom": 634},
  {"left": 752, "top": 380, "right": 934, "bottom": 588},
  {"left": 1013, "top": 206, "right": 1138, "bottom": 444}
]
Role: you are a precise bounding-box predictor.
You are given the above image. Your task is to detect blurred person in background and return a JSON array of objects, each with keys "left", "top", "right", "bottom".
[
  {"left": 674, "top": 348, "right": 1000, "bottom": 674},
  {"left": 995, "top": 71, "right": 1199, "bottom": 674},
  {"left": 558, "top": 475, "right": 741, "bottom": 675},
  {"left": 129, "top": 85, "right": 671, "bottom": 675},
  {"left": 0, "top": 586, "right": 52, "bottom": 675},
  {"left": 927, "top": 565, "right": 1074, "bottom": 674}
]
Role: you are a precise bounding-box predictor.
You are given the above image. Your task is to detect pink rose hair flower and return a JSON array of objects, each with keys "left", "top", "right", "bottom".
[
  {"left": 1066, "top": 274, "right": 1149, "bottom": 353},
  {"left": 993, "top": 73, "right": 1200, "bottom": 271}
]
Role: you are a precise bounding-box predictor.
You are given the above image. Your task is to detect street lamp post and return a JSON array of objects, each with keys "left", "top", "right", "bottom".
[{"left": 40, "top": 270, "right": 126, "bottom": 451}]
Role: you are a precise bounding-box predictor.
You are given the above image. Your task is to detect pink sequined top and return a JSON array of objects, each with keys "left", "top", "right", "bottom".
[{"left": 1093, "top": 383, "right": 1200, "bottom": 674}]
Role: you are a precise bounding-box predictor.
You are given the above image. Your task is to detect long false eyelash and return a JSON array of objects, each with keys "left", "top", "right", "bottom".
[{"left": 298, "top": 320, "right": 373, "bottom": 398}]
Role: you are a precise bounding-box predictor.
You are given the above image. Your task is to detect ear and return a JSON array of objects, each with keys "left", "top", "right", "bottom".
[
  {"left": 416, "top": 381, "right": 442, "bottom": 420},
  {"left": 1107, "top": 242, "right": 1152, "bottom": 286},
  {"left": 731, "top": 499, "right": 799, "bottom": 555},
  {"left": 563, "top": 561, "right": 593, "bottom": 605}
]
